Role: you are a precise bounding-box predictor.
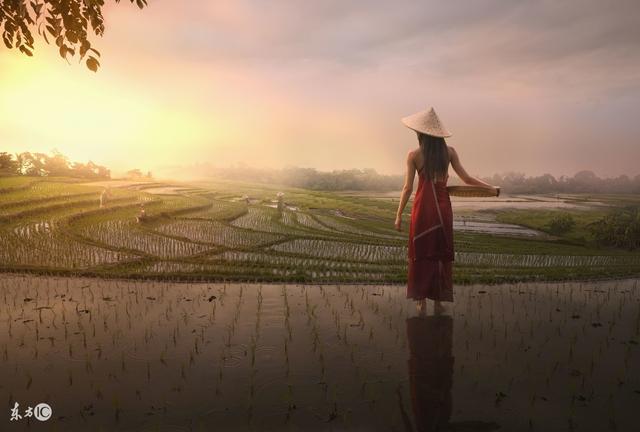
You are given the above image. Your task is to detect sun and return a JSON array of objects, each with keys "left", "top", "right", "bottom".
[{"left": 0, "top": 50, "right": 225, "bottom": 172}]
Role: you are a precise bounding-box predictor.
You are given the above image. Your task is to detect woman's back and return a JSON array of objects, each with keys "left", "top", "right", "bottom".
[
  {"left": 411, "top": 146, "right": 451, "bottom": 183},
  {"left": 396, "top": 108, "right": 498, "bottom": 310}
]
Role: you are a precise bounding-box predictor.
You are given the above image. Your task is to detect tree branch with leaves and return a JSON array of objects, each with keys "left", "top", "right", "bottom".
[{"left": 0, "top": 0, "right": 148, "bottom": 71}]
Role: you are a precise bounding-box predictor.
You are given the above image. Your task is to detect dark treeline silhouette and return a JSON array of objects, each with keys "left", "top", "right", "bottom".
[{"left": 0, "top": 151, "right": 110, "bottom": 179}]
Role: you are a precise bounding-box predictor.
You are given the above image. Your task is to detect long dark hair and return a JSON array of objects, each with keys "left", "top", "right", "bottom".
[{"left": 418, "top": 132, "right": 449, "bottom": 182}]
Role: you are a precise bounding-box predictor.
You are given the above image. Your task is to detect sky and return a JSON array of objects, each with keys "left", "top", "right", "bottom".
[{"left": 1, "top": 0, "right": 639, "bottom": 178}]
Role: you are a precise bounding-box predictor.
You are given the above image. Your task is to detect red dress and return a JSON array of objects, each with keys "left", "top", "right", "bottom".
[{"left": 407, "top": 170, "right": 454, "bottom": 302}]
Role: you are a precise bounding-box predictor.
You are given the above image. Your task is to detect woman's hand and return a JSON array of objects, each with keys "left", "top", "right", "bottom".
[{"left": 395, "top": 151, "right": 416, "bottom": 232}]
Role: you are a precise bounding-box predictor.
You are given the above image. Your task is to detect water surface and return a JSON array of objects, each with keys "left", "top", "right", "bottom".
[{"left": 1, "top": 275, "right": 638, "bottom": 431}]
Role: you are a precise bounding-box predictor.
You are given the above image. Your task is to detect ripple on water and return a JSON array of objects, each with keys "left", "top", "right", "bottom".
[{"left": 221, "top": 343, "right": 248, "bottom": 368}]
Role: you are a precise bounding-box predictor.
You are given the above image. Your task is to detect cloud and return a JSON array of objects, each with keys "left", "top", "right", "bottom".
[
  {"left": 3, "top": 0, "right": 639, "bottom": 177},
  {"left": 129, "top": 0, "right": 639, "bottom": 90}
]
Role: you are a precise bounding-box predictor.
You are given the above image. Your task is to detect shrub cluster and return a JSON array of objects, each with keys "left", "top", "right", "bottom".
[
  {"left": 548, "top": 213, "right": 576, "bottom": 235},
  {"left": 589, "top": 207, "right": 640, "bottom": 250}
]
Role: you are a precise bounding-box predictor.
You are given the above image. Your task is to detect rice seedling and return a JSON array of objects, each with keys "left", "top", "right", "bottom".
[{"left": 0, "top": 180, "right": 638, "bottom": 431}]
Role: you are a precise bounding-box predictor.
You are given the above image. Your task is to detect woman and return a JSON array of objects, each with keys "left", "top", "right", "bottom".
[{"left": 394, "top": 108, "right": 497, "bottom": 314}]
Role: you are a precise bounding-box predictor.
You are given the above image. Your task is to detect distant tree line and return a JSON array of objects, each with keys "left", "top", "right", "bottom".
[
  {"left": 200, "top": 165, "right": 640, "bottom": 193},
  {"left": 125, "top": 168, "right": 153, "bottom": 180},
  {"left": 4, "top": 152, "right": 638, "bottom": 193},
  {"left": 480, "top": 170, "right": 640, "bottom": 195},
  {"left": 0, "top": 151, "right": 110, "bottom": 179},
  {"left": 206, "top": 166, "right": 404, "bottom": 191}
]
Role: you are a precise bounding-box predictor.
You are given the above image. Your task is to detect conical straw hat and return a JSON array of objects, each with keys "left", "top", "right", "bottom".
[{"left": 401, "top": 107, "right": 452, "bottom": 138}]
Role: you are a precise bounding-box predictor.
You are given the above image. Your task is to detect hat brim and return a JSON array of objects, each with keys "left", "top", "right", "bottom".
[{"left": 401, "top": 118, "right": 452, "bottom": 138}]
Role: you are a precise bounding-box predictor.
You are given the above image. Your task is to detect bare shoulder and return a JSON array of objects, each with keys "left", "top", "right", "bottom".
[
  {"left": 406, "top": 148, "right": 420, "bottom": 162},
  {"left": 409, "top": 148, "right": 423, "bottom": 167},
  {"left": 408, "top": 148, "right": 421, "bottom": 158},
  {"left": 447, "top": 145, "right": 458, "bottom": 159}
]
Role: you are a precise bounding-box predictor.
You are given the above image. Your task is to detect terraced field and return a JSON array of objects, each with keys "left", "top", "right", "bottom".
[
  {"left": 1, "top": 177, "right": 640, "bottom": 431},
  {"left": 1, "top": 176, "right": 639, "bottom": 283}
]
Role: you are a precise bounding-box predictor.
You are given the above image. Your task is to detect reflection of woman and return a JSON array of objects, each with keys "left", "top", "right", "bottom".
[
  {"left": 406, "top": 314, "right": 454, "bottom": 432},
  {"left": 394, "top": 108, "right": 497, "bottom": 314}
]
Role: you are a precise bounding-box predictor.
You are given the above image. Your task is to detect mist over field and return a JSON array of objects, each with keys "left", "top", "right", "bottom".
[
  {"left": 153, "top": 162, "right": 640, "bottom": 194},
  {"left": 3, "top": 150, "right": 639, "bottom": 194}
]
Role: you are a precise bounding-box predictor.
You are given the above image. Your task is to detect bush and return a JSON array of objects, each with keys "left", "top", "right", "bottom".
[
  {"left": 589, "top": 206, "right": 640, "bottom": 250},
  {"left": 548, "top": 213, "right": 576, "bottom": 235}
]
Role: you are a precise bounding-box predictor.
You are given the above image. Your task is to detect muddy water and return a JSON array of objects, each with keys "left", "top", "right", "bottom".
[
  {"left": 352, "top": 191, "right": 607, "bottom": 211},
  {"left": 453, "top": 220, "right": 543, "bottom": 237},
  {"left": 449, "top": 195, "right": 607, "bottom": 211},
  {"left": 1, "top": 275, "right": 638, "bottom": 431}
]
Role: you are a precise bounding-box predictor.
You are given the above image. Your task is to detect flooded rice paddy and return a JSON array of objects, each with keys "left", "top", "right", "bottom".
[
  {"left": 452, "top": 220, "right": 543, "bottom": 237},
  {"left": 2, "top": 275, "right": 639, "bottom": 431},
  {"left": 354, "top": 191, "right": 609, "bottom": 211}
]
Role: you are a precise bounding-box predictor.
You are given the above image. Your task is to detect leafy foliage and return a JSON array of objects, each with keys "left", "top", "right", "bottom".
[
  {"left": 1, "top": 149, "right": 110, "bottom": 178},
  {"left": 0, "top": 0, "right": 148, "bottom": 71},
  {"left": 548, "top": 213, "right": 576, "bottom": 235},
  {"left": 0, "top": 152, "right": 19, "bottom": 174},
  {"left": 589, "top": 207, "right": 640, "bottom": 250}
]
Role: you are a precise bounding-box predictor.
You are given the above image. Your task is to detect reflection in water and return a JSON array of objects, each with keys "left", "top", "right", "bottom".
[
  {"left": 405, "top": 314, "right": 501, "bottom": 432},
  {"left": 1, "top": 275, "right": 637, "bottom": 430},
  {"left": 406, "top": 314, "right": 454, "bottom": 431}
]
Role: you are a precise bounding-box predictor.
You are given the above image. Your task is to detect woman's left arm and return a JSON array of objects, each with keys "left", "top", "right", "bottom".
[{"left": 395, "top": 152, "right": 416, "bottom": 231}]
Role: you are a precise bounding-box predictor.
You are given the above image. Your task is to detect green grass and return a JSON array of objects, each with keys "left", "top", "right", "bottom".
[
  {"left": 453, "top": 231, "right": 635, "bottom": 256},
  {"left": 0, "top": 175, "right": 41, "bottom": 191},
  {"left": 493, "top": 208, "right": 611, "bottom": 245},
  {"left": 0, "top": 177, "right": 638, "bottom": 282}
]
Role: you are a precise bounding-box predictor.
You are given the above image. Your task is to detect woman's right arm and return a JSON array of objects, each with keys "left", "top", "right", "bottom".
[
  {"left": 394, "top": 151, "right": 417, "bottom": 231},
  {"left": 449, "top": 146, "right": 496, "bottom": 189}
]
